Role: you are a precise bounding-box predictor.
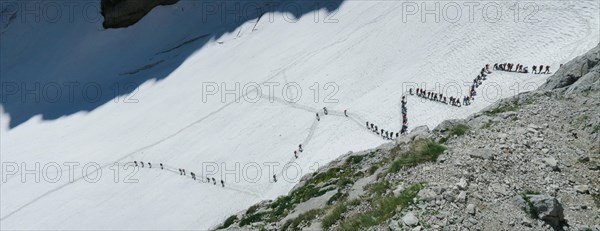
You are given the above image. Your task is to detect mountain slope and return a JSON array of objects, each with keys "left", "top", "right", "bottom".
[{"left": 1, "top": 0, "right": 598, "bottom": 229}]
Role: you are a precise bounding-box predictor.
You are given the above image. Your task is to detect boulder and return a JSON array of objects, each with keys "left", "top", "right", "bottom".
[
  {"left": 466, "top": 204, "right": 476, "bottom": 215},
  {"left": 388, "top": 220, "right": 401, "bottom": 231},
  {"left": 457, "top": 191, "right": 467, "bottom": 203},
  {"left": 456, "top": 178, "right": 469, "bottom": 190},
  {"left": 527, "top": 195, "right": 564, "bottom": 227},
  {"left": 469, "top": 149, "right": 495, "bottom": 160},
  {"left": 574, "top": 185, "right": 589, "bottom": 194},
  {"left": 542, "top": 157, "right": 560, "bottom": 171},
  {"left": 417, "top": 188, "right": 436, "bottom": 202},
  {"left": 402, "top": 212, "right": 419, "bottom": 227}
]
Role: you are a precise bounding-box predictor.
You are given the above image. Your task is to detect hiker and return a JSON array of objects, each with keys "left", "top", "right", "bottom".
[
  {"left": 148, "top": 162, "right": 152, "bottom": 168},
  {"left": 366, "top": 121, "right": 369, "bottom": 129},
  {"left": 344, "top": 109, "right": 348, "bottom": 117},
  {"left": 191, "top": 172, "right": 196, "bottom": 180},
  {"left": 273, "top": 174, "right": 277, "bottom": 182},
  {"left": 160, "top": 163, "right": 163, "bottom": 170},
  {"left": 212, "top": 177, "right": 216, "bottom": 185},
  {"left": 294, "top": 150, "right": 298, "bottom": 159},
  {"left": 545, "top": 65, "right": 550, "bottom": 74},
  {"left": 182, "top": 169, "right": 186, "bottom": 176},
  {"left": 134, "top": 161, "right": 138, "bottom": 167},
  {"left": 409, "top": 88, "right": 413, "bottom": 95},
  {"left": 206, "top": 177, "right": 210, "bottom": 183},
  {"left": 299, "top": 144, "right": 303, "bottom": 152},
  {"left": 538, "top": 65, "right": 543, "bottom": 74},
  {"left": 316, "top": 113, "right": 320, "bottom": 121},
  {"left": 323, "top": 107, "right": 328, "bottom": 115},
  {"left": 141, "top": 162, "right": 144, "bottom": 168},
  {"left": 221, "top": 180, "right": 225, "bottom": 187},
  {"left": 532, "top": 65, "right": 537, "bottom": 74},
  {"left": 179, "top": 169, "right": 182, "bottom": 175}
]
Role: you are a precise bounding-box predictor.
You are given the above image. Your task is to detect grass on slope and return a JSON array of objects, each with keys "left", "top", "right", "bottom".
[
  {"left": 335, "top": 183, "right": 425, "bottom": 231},
  {"left": 388, "top": 140, "right": 446, "bottom": 173},
  {"left": 237, "top": 153, "right": 369, "bottom": 227},
  {"left": 484, "top": 98, "right": 535, "bottom": 116},
  {"left": 281, "top": 209, "right": 324, "bottom": 231}
]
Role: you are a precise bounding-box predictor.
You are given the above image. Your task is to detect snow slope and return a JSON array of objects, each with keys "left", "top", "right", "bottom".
[{"left": 1, "top": 0, "right": 598, "bottom": 229}]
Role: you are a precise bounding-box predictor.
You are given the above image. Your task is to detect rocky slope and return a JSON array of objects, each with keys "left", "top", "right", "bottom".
[
  {"left": 100, "top": 0, "right": 178, "bottom": 28},
  {"left": 215, "top": 44, "right": 600, "bottom": 231}
]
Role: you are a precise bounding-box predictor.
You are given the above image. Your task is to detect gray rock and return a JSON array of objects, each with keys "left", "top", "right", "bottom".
[
  {"left": 527, "top": 195, "right": 564, "bottom": 227},
  {"left": 457, "top": 191, "right": 467, "bottom": 203},
  {"left": 443, "top": 190, "right": 456, "bottom": 202},
  {"left": 574, "top": 185, "right": 589, "bottom": 194},
  {"left": 540, "top": 43, "right": 600, "bottom": 92},
  {"left": 490, "top": 183, "right": 510, "bottom": 196},
  {"left": 577, "top": 156, "right": 590, "bottom": 162},
  {"left": 542, "top": 157, "right": 560, "bottom": 171},
  {"left": 388, "top": 220, "right": 401, "bottom": 231},
  {"left": 521, "top": 217, "right": 533, "bottom": 227},
  {"left": 466, "top": 204, "right": 476, "bottom": 215},
  {"left": 418, "top": 188, "right": 436, "bottom": 202},
  {"left": 456, "top": 178, "right": 469, "bottom": 190},
  {"left": 402, "top": 212, "right": 419, "bottom": 227},
  {"left": 469, "top": 149, "right": 495, "bottom": 160},
  {"left": 392, "top": 184, "right": 406, "bottom": 197}
]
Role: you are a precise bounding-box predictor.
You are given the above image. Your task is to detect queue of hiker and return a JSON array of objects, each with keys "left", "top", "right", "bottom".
[
  {"left": 133, "top": 161, "right": 225, "bottom": 187},
  {"left": 494, "top": 63, "right": 551, "bottom": 74}
]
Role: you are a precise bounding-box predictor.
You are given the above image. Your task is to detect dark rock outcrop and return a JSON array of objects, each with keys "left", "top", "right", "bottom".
[
  {"left": 539, "top": 43, "right": 600, "bottom": 93},
  {"left": 100, "top": 0, "right": 179, "bottom": 29}
]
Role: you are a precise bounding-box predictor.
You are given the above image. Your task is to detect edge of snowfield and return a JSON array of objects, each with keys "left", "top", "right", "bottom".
[
  {"left": 219, "top": 43, "right": 600, "bottom": 230},
  {"left": 1, "top": 0, "right": 599, "bottom": 230}
]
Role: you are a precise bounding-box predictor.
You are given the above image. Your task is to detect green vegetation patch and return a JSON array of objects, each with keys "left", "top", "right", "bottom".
[
  {"left": 336, "top": 183, "right": 425, "bottom": 231},
  {"left": 388, "top": 140, "right": 446, "bottom": 173},
  {"left": 218, "top": 215, "right": 238, "bottom": 229},
  {"left": 521, "top": 194, "right": 539, "bottom": 219},
  {"left": 281, "top": 209, "right": 324, "bottom": 231}
]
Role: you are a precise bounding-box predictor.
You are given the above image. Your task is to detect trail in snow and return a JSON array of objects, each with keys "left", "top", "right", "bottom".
[{"left": 2, "top": 1, "right": 597, "bottom": 229}]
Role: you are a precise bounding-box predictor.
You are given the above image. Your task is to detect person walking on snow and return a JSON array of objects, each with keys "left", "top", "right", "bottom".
[
  {"left": 294, "top": 150, "right": 298, "bottom": 159},
  {"left": 141, "top": 162, "right": 144, "bottom": 168},
  {"left": 299, "top": 144, "right": 303, "bottom": 152},
  {"left": 212, "top": 177, "right": 216, "bottom": 185},
  {"left": 273, "top": 174, "right": 277, "bottom": 182},
  {"left": 344, "top": 109, "right": 348, "bottom": 117},
  {"left": 316, "top": 113, "right": 320, "bottom": 121},
  {"left": 323, "top": 107, "right": 328, "bottom": 115},
  {"left": 221, "top": 180, "right": 225, "bottom": 187},
  {"left": 148, "top": 162, "right": 152, "bottom": 168},
  {"left": 160, "top": 163, "right": 163, "bottom": 170},
  {"left": 134, "top": 161, "right": 138, "bottom": 167}
]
